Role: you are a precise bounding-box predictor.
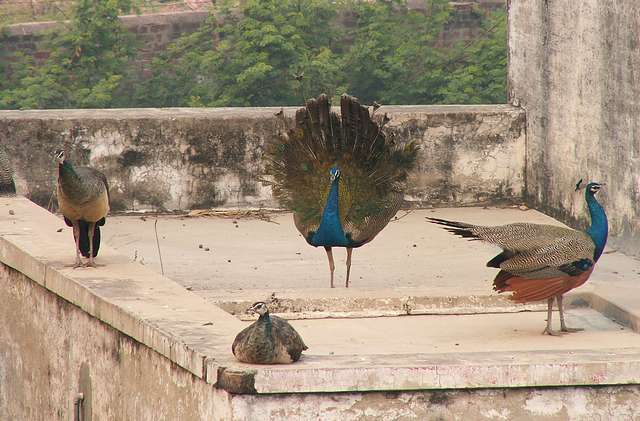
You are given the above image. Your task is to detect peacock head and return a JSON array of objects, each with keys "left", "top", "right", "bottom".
[
  {"left": 329, "top": 167, "right": 340, "bottom": 183},
  {"left": 575, "top": 179, "right": 604, "bottom": 196},
  {"left": 53, "top": 149, "right": 66, "bottom": 164},
  {"left": 247, "top": 301, "right": 269, "bottom": 316}
]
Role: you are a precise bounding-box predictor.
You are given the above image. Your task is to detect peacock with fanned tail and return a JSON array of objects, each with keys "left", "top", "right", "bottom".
[
  {"left": 265, "top": 94, "right": 418, "bottom": 287},
  {"left": 0, "top": 147, "right": 16, "bottom": 195},
  {"left": 427, "top": 180, "right": 607, "bottom": 336}
]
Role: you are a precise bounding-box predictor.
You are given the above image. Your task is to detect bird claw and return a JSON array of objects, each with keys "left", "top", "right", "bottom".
[
  {"left": 561, "top": 327, "right": 584, "bottom": 333},
  {"left": 542, "top": 327, "right": 563, "bottom": 337}
]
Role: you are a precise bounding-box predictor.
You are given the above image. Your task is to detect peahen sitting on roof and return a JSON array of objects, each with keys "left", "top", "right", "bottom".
[
  {"left": 232, "top": 301, "right": 307, "bottom": 364},
  {"left": 264, "top": 94, "right": 418, "bottom": 287},
  {"left": 427, "top": 180, "right": 607, "bottom": 336},
  {"left": 55, "top": 150, "right": 110, "bottom": 268},
  {"left": 0, "top": 147, "right": 16, "bottom": 195}
]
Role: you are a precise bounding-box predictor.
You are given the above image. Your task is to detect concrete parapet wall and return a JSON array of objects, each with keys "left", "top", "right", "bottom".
[
  {"left": 0, "top": 105, "right": 526, "bottom": 212},
  {"left": 508, "top": 0, "right": 640, "bottom": 255},
  {"left": 0, "top": 264, "right": 225, "bottom": 420}
]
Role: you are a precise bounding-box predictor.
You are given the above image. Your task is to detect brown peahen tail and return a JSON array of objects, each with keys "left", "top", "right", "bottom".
[{"left": 0, "top": 147, "right": 16, "bottom": 195}]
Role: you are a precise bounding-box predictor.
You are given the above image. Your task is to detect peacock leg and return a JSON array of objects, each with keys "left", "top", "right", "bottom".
[
  {"left": 86, "top": 222, "right": 96, "bottom": 267},
  {"left": 542, "top": 297, "right": 562, "bottom": 336},
  {"left": 558, "top": 295, "right": 583, "bottom": 333},
  {"left": 72, "top": 222, "right": 83, "bottom": 268},
  {"left": 324, "top": 246, "right": 335, "bottom": 288},
  {"left": 345, "top": 247, "right": 353, "bottom": 288}
]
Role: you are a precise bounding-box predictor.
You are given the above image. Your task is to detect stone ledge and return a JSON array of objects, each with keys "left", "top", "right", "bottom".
[
  {"left": 0, "top": 104, "right": 522, "bottom": 120},
  {"left": 219, "top": 348, "right": 640, "bottom": 394},
  {"left": 0, "top": 196, "right": 242, "bottom": 382}
]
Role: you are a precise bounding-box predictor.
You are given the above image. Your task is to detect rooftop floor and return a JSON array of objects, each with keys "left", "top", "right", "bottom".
[
  {"left": 3, "top": 198, "right": 640, "bottom": 394},
  {"left": 104, "top": 207, "right": 640, "bottom": 305},
  {"left": 103, "top": 208, "right": 640, "bottom": 365}
]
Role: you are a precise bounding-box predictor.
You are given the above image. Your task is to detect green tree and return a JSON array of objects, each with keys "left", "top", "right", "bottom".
[
  {"left": 340, "top": 0, "right": 453, "bottom": 105},
  {"left": 439, "top": 10, "right": 507, "bottom": 104},
  {"left": 139, "top": 0, "right": 343, "bottom": 107},
  {"left": 0, "top": 0, "right": 137, "bottom": 109}
]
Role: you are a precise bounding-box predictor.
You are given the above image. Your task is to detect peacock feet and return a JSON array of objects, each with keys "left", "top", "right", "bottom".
[
  {"left": 542, "top": 327, "right": 563, "bottom": 337},
  {"left": 71, "top": 256, "right": 84, "bottom": 268},
  {"left": 84, "top": 258, "right": 99, "bottom": 268},
  {"left": 560, "top": 326, "right": 584, "bottom": 333}
]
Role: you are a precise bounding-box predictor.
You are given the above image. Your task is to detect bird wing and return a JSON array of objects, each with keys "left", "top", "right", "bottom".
[
  {"left": 271, "top": 316, "right": 308, "bottom": 360},
  {"left": 469, "top": 223, "right": 579, "bottom": 252},
  {"left": 231, "top": 324, "right": 254, "bottom": 356},
  {"left": 499, "top": 231, "right": 596, "bottom": 277}
]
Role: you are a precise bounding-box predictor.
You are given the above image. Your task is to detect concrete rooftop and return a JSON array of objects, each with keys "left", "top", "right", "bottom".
[{"left": 3, "top": 197, "right": 640, "bottom": 394}]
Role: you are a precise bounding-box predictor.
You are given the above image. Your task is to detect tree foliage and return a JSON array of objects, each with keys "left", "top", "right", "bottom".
[
  {"left": 0, "top": 0, "right": 137, "bottom": 109},
  {"left": 0, "top": 0, "right": 508, "bottom": 109}
]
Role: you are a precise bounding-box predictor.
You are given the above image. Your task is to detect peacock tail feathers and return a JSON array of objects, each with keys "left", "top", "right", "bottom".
[
  {"left": 0, "top": 147, "right": 16, "bottom": 195},
  {"left": 265, "top": 94, "right": 418, "bottom": 246},
  {"left": 427, "top": 217, "right": 596, "bottom": 277}
]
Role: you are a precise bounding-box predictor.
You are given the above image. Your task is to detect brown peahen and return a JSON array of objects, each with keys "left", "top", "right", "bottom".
[
  {"left": 55, "top": 150, "right": 110, "bottom": 267},
  {"left": 264, "top": 94, "right": 418, "bottom": 287},
  {"left": 427, "top": 180, "right": 608, "bottom": 336},
  {"left": 232, "top": 302, "right": 308, "bottom": 364},
  {"left": 0, "top": 147, "right": 16, "bottom": 195}
]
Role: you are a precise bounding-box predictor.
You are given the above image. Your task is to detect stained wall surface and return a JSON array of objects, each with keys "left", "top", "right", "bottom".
[
  {"left": 0, "top": 264, "right": 227, "bottom": 421},
  {"left": 508, "top": 0, "right": 640, "bottom": 255},
  {"left": 3, "top": 262, "right": 640, "bottom": 421},
  {"left": 0, "top": 105, "right": 525, "bottom": 211}
]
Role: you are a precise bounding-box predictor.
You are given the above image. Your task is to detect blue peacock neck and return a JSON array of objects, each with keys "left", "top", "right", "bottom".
[
  {"left": 310, "top": 169, "right": 350, "bottom": 247},
  {"left": 586, "top": 192, "right": 608, "bottom": 261}
]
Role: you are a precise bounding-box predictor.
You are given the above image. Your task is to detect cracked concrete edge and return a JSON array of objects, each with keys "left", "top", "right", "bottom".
[
  {"left": 216, "top": 294, "right": 548, "bottom": 321},
  {"left": 0, "top": 196, "right": 243, "bottom": 383},
  {"left": 217, "top": 348, "right": 640, "bottom": 394}
]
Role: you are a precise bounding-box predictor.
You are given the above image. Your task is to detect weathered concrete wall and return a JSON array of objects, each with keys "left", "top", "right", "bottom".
[
  {"left": 225, "top": 387, "right": 640, "bottom": 420},
  {"left": 3, "top": 261, "right": 640, "bottom": 420},
  {"left": 0, "top": 105, "right": 525, "bottom": 212},
  {"left": 0, "top": 263, "right": 226, "bottom": 421},
  {"left": 508, "top": 0, "right": 640, "bottom": 255}
]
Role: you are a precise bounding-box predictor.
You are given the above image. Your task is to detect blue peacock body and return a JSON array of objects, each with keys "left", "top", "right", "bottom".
[{"left": 265, "top": 94, "right": 418, "bottom": 287}]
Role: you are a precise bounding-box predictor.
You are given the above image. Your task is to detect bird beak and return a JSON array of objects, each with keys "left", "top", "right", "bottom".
[{"left": 575, "top": 179, "right": 584, "bottom": 191}]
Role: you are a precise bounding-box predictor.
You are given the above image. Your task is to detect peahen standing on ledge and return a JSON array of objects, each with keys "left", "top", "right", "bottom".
[
  {"left": 265, "top": 94, "right": 418, "bottom": 287},
  {"left": 427, "top": 180, "right": 608, "bottom": 336},
  {"left": 0, "top": 147, "right": 16, "bottom": 195},
  {"left": 55, "top": 150, "right": 110, "bottom": 267}
]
